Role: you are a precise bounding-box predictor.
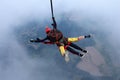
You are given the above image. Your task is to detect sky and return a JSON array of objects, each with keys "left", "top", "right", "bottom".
[{"left": 0, "top": 0, "right": 120, "bottom": 80}]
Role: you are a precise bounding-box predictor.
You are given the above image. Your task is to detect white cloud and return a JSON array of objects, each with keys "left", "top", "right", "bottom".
[{"left": 0, "top": 0, "right": 120, "bottom": 79}]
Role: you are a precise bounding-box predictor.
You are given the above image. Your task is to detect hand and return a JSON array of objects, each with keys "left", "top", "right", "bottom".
[
  {"left": 85, "top": 34, "right": 92, "bottom": 38},
  {"left": 30, "top": 39, "right": 34, "bottom": 42}
]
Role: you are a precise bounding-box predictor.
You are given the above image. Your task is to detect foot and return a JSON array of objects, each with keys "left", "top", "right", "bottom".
[
  {"left": 82, "top": 49, "right": 88, "bottom": 53},
  {"left": 79, "top": 53, "right": 84, "bottom": 58},
  {"left": 65, "top": 51, "right": 70, "bottom": 62}
]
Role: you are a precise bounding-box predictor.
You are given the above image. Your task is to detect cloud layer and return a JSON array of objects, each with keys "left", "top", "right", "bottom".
[{"left": 0, "top": 0, "right": 120, "bottom": 80}]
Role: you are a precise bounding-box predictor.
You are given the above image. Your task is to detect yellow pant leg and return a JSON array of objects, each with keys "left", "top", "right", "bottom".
[
  {"left": 68, "top": 37, "right": 79, "bottom": 42},
  {"left": 59, "top": 46, "right": 65, "bottom": 56}
]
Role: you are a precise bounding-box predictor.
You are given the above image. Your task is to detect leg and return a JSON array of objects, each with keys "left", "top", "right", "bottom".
[
  {"left": 69, "top": 43, "right": 83, "bottom": 51},
  {"left": 66, "top": 47, "right": 83, "bottom": 57},
  {"left": 69, "top": 43, "right": 88, "bottom": 53},
  {"left": 57, "top": 44, "right": 70, "bottom": 62},
  {"left": 67, "top": 35, "right": 91, "bottom": 43},
  {"left": 59, "top": 46, "right": 66, "bottom": 56}
]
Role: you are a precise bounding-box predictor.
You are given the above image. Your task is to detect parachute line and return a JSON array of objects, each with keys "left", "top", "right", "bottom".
[{"left": 50, "top": 0, "right": 54, "bottom": 18}]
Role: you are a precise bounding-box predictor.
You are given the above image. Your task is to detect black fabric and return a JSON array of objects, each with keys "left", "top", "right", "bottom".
[
  {"left": 36, "top": 37, "right": 48, "bottom": 42},
  {"left": 30, "top": 37, "right": 48, "bottom": 42},
  {"left": 50, "top": 0, "right": 54, "bottom": 18},
  {"left": 69, "top": 43, "right": 83, "bottom": 51},
  {"left": 31, "top": 29, "right": 63, "bottom": 43},
  {"left": 65, "top": 43, "right": 84, "bottom": 56},
  {"left": 85, "top": 34, "right": 91, "bottom": 38},
  {"left": 47, "top": 29, "right": 63, "bottom": 42},
  {"left": 66, "top": 47, "right": 79, "bottom": 56},
  {"left": 50, "top": 0, "right": 57, "bottom": 29},
  {"left": 52, "top": 17, "right": 57, "bottom": 29},
  {"left": 62, "top": 37, "right": 69, "bottom": 45}
]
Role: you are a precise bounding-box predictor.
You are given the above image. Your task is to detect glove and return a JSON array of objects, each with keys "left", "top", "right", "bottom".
[
  {"left": 84, "top": 34, "right": 92, "bottom": 38},
  {"left": 36, "top": 38, "right": 40, "bottom": 41},
  {"left": 36, "top": 38, "right": 43, "bottom": 42},
  {"left": 30, "top": 39, "right": 34, "bottom": 42}
]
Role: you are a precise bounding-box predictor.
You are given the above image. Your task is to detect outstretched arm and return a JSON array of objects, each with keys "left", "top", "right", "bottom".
[
  {"left": 43, "top": 41, "right": 54, "bottom": 44},
  {"left": 30, "top": 37, "right": 55, "bottom": 45},
  {"left": 30, "top": 37, "right": 48, "bottom": 43}
]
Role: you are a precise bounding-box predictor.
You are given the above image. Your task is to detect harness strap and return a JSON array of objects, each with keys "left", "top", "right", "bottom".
[{"left": 64, "top": 42, "right": 71, "bottom": 50}]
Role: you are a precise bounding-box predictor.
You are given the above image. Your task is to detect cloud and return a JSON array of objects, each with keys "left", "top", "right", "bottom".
[
  {"left": 0, "top": 0, "right": 120, "bottom": 80},
  {"left": 0, "top": 0, "right": 52, "bottom": 80}
]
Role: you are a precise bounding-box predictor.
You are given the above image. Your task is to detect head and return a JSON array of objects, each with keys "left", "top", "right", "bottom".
[{"left": 45, "top": 26, "right": 51, "bottom": 34}]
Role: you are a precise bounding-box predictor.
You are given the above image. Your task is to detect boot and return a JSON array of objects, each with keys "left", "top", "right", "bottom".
[
  {"left": 82, "top": 49, "right": 88, "bottom": 53},
  {"left": 64, "top": 51, "right": 70, "bottom": 62},
  {"left": 79, "top": 53, "right": 84, "bottom": 57}
]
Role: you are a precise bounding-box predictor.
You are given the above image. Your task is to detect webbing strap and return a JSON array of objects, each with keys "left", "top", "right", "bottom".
[{"left": 50, "top": 0, "right": 54, "bottom": 18}]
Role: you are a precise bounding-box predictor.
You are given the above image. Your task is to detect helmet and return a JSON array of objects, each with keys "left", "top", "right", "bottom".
[{"left": 45, "top": 26, "right": 51, "bottom": 33}]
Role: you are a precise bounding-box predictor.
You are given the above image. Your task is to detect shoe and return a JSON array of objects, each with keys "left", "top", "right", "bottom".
[
  {"left": 82, "top": 49, "right": 88, "bottom": 53},
  {"left": 65, "top": 51, "right": 70, "bottom": 62},
  {"left": 79, "top": 53, "right": 84, "bottom": 57}
]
